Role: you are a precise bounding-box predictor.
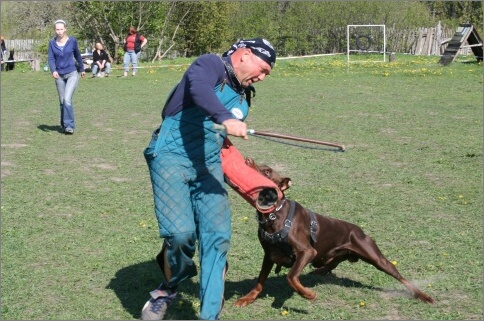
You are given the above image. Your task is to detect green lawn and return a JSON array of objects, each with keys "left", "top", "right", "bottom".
[{"left": 1, "top": 53, "right": 482, "bottom": 320}]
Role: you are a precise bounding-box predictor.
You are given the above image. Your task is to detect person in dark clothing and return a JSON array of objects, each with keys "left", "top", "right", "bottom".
[
  {"left": 91, "top": 42, "right": 111, "bottom": 77},
  {"left": 5, "top": 49, "right": 15, "bottom": 71},
  {"left": 142, "top": 38, "right": 276, "bottom": 320},
  {"left": 1, "top": 35, "right": 7, "bottom": 71}
]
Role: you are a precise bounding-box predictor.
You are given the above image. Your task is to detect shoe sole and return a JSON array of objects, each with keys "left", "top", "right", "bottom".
[{"left": 141, "top": 299, "right": 168, "bottom": 320}]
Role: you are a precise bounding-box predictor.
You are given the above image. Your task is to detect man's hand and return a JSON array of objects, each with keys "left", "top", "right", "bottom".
[{"left": 222, "top": 119, "right": 248, "bottom": 140}]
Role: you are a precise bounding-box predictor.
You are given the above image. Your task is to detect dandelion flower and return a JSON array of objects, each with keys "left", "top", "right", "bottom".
[
  {"left": 391, "top": 260, "right": 397, "bottom": 266},
  {"left": 359, "top": 301, "right": 366, "bottom": 307},
  {"left": 281, "top": 310, "right": 289, "bottom": 316}
]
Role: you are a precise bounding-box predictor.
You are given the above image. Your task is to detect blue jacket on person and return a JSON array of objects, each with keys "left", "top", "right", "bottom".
[{"left": 48, "top": 36, "right": 84, "bottom": 75}]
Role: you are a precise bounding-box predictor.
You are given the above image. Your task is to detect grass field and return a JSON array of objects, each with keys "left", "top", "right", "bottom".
[{"left": 1, "top": 53, "right": 482, "bottom": 320}]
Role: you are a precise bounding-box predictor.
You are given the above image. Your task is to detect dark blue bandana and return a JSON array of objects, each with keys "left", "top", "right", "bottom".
[{"left": 223, "top": 38, "right": 276, "bottom": 69}]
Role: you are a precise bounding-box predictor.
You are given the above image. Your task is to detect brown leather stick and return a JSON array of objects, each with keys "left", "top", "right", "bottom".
[
  {"left": 249, "top": 129, "right": 345, "bottom": 151},
  {"left": 213, "top": 124, "right": 345, "bottom": 151}
]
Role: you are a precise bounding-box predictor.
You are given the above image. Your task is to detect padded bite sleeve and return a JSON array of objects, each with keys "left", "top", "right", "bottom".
[{"left": 221, "top": 138, "right": 282, "bottom": 213}]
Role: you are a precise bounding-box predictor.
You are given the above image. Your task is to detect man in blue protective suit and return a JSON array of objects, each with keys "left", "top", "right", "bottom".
[{"left": 142, "top": 38, "right": 276, "bottom": 320}]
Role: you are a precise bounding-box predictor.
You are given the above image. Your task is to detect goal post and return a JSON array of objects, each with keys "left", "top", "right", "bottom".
[{"left": 347, "top": 24, "right": 386, "bottom": 70}]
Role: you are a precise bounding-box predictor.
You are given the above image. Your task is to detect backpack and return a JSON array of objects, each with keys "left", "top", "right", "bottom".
[{"left": 123, "top": 33, "right": 141, "bottom": 53}]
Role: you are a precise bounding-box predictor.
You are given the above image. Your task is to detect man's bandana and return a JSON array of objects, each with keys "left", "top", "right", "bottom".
[{"left": 222, "top": 38, "right": 276, "bottom": 69}]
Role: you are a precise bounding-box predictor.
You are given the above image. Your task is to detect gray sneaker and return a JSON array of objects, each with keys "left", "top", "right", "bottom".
[{"left": 141, "top": 287, "right": 177, "bottom": 320}]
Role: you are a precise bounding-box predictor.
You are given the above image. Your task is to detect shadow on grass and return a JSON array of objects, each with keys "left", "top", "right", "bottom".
[
  {"left": 107, "top": 259, "right": 199, "bottom": 320},
  {"left": 225, "top": 271, "right": 381, "bottom": 310},
  {"left": 37, "top": 124, "right": 62, "bottom": 132},
  {"left": 108, "top": 261, "right": 381, "bottom": 319},
  {"left": 459, "top": 60, "right": 482, "bottom": 64}
]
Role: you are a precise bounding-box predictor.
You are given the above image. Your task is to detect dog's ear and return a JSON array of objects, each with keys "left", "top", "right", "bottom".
[{"left": 279, "top": 178, "right": 292, "bottom": 191}]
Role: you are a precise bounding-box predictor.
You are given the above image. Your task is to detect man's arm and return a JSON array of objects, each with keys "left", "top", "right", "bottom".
[{"left": 187, "top": 55, "right": 236, "bottom": 124}]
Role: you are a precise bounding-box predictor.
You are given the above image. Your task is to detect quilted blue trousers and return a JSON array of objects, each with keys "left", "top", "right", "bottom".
[
  {"left": 144, "top": 80, "right": 248, "bottom": 319},
  {"left": 144, "top": 117, "right": 231, "bottom": 320}
]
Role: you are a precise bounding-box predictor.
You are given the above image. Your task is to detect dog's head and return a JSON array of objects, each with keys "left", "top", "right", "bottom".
[{"left": 245, "top": 157, "right": 292, "bottom": 192}]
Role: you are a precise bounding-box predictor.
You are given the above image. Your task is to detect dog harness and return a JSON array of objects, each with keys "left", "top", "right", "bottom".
[{"left": 259, "top": 199, "right": 318, "bottom": 245}]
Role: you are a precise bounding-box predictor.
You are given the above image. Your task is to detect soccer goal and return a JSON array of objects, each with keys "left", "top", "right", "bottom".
[{"left": 347, "top": 24, "right": 386, "bottom": 71}]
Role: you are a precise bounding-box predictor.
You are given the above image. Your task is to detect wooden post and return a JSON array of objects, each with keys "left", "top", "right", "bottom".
[
  {"left": 389, "top": 52, "right": 396, "bottom": 62},
  {"left": 31, "top": 58, "right": 40, "bottom": 71}
]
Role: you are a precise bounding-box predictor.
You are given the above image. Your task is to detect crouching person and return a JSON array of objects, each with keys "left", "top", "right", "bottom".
[{"left": 91, "top": 42, "right": 111, "bottom": 77}]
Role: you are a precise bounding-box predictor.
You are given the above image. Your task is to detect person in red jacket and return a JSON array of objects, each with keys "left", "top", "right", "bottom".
[{"left": 122, "top": 26, "right": 147, "bottom": 77}]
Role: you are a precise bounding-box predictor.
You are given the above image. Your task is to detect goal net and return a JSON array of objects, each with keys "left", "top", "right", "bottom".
[{"left": 347, "top": 24, "right": 386, "bottom": 68}]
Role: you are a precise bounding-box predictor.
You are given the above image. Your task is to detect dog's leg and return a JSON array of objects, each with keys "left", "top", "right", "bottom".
[
  {"left": 311, "top": 255, "right": 348, "bottom": 275},
  {"left": 349, "top": 234, "right": 435, "bottom": 304},
  {"left": 234, "top": 253, "right": 274, "bottom": 307},
  {"left": 286, "top": 248, "right": 318, "bottom": 301}
]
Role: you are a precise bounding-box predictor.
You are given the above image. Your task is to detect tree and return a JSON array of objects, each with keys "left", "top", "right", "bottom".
[
  {"left": 1, "top": 1, "right": 71, "bottom": 39},
  {"left": 150, "top": 2, "right": 190, "bottom": 62},
  {"left": 70, "top": 1, "right": 167, "bottom": 63},
  {"left": 173, "top": 1, "right": 237, "bottom": 57}
]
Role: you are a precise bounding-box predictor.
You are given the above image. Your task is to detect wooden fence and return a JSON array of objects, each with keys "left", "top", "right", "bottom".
[
  {"left": 4, "top": 39, "right": 42, "bottom": 60},
  {"left": 387, "top": 23, "right": 472, "bottom": 56},
  {"left": 2, "top": 24, "right": 476, "bottom": 66}
]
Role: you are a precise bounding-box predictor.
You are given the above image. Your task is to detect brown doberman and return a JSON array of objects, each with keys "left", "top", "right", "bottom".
[{"left": 234, "top": 157, "right": 435, "bottom": 307}]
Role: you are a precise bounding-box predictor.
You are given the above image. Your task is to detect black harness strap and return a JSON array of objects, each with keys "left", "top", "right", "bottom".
[
  {"left": 259, "top": 200, "right": 318, "bottom": 245},
  {"left": 259, "top": 199, "right": 295, "bottom": 244}
]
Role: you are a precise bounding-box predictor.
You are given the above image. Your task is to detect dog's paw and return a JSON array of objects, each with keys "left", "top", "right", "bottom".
[
  {"left": 234, "top": 297, "right": 255, "bottom": 307},
  {"left": 304, "top": 290, "right": 317, "bottom": 301}
]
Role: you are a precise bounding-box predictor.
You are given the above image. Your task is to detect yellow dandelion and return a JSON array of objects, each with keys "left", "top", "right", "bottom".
[
  {"left": 391, "top": 260, "right": 397, "bottom": 266},
  {"left": 243, "top": 216, "right": 249, "bottom": 222},
  {"left": 281, "top": 310, "right": 289, "bottom": 316},
  {"left": 359, "top": 301, "right": 366, "bottom": 307}
]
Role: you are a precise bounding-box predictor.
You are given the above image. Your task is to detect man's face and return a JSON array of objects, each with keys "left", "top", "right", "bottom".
[{"left": 236, "top": 50, "right": 272, "bottom": 88}]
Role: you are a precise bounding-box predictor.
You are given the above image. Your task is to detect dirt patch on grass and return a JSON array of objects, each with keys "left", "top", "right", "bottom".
[
  {"left": 92, "top": 163, "right": 117, "bottom": 170},
  {"left": 2, "top": 143, "right": 28, "bottom": 148}
]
